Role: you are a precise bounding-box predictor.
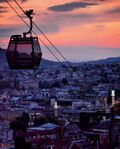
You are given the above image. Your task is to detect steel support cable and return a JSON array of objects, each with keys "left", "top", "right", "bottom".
[
  {"left": 13, "top": 0, "right": 81, "bottom": 77},
  {"left": 5, "top": 0, "right": 67, "bottom": 71},
  {"left": 5, "top": 0, "right": 70, "bottom": 83},
  {"left": 5, "top": 2, "right": 82, "bottom": 93}
]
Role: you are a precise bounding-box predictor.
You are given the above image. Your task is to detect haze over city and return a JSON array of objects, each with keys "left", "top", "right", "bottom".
[{"left": 0, "top": 0, "right": 120, "bottom": 61}]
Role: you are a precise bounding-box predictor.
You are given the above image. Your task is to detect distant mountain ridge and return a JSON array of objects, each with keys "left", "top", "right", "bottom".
[
  {"left": 40, "top": 58, "right": 61, "bottom": 68},
  {"left": 0, "top": 47, "right": 120, "bottom": 68},
  {"left": 0, "top": 47, "right": 7, "bottom": 61},
  {"left": 88, "top": 57, "right": 120, "bottom": 64},
  {"left": 0, "top": 47, "right": 60, "bottom": 69}
]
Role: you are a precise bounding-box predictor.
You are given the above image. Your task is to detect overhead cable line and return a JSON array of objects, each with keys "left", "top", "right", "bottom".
[
  {"left": 5, "top": 0, "right": 84, "bottom": 93},
  {"left": 5, "top": 0, "right": 81, "bottom": 77},
  {"left": 13, "top": 0, "right": 81, "bottom": 77},
  {"left": 5, "top": 0, "right": 70, "bottom": 83},
  {"left": 5, "top": 0, "right": 68, "bottom": 71}
]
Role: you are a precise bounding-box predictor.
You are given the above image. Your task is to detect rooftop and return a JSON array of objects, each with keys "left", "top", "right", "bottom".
[{"left": 28, "top": 122, "right": 59, "bottom": 131}]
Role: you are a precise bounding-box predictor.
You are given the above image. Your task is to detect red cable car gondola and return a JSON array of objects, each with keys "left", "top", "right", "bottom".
[{"left": 6, "top": 10, "right": 42, "bottom": 69}]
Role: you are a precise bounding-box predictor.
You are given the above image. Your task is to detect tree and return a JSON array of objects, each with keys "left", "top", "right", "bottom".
[
  {"left": 34, "top": 116, "right": 49, "bottom": 126},
  {"left": 10, "top": 112, "right": 30, "bottom": 131},
  {"left": 62, "top": 78, "right": 68, "bottom": 86},
  {"left": 21, "top": 112, "right": 30, "bottom": 127},
  {"left": 10, "top": 112, "right": 31, "bottom": 149},
  {"left": 15, "top": 136, "right": 27, "bottom": 149},
  {"left": 10, "top": 119, "right": 27, "bottom": 132},
  {"left": 52, "top": 81, "right": 61, "bottom": 88},
  {"left": 55, "top": 70, "right": 60, "bottom": 74},
  {"left": 21, "top": 85, "right": 25, "bottom": 92}
]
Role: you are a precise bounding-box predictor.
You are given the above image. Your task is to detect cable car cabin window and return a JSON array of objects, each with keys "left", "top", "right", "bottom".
[
  {"left": 14, "top": 38, "right": 34, "bottom": 69},
  {"left": 7, "top": 40, "right": 16, "bottom": 66},
  {"left": 33, "top": 38, "right": 41, "bottom": 53},
  {"left": 33, "top": 37, "right": 42, "bottom": 67},
  {"left": 8, "top": 42, "right": 15, "bottom": 52},
  {"left": 16, "top": 43, "right": 32, "bottom": 58}
]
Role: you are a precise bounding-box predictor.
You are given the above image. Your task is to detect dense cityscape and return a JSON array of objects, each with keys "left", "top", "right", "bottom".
[
  {"left": 0, "top": 47, "right": 120, "bottom": 149},
  {"left": 0, "top": 0, "right": 120, "bottom": 148}
]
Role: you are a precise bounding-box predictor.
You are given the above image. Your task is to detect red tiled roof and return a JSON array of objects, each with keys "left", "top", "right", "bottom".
[
  {"left": 54, "top": 140, "right": 71, "bottom": 149},
  {"left": 32, "top": 138, "right": 54, "bottom": 146},
  {"left": 42, "top": 138, "right": 53, "bottom": 145},
  {"left": 31, "top": 138, "right": 43, "bottom": 144}
]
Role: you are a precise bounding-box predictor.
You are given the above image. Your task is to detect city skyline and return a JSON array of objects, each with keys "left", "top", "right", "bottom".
[{"left": 0, "top": 0, "right": 120, "bottom": 61}]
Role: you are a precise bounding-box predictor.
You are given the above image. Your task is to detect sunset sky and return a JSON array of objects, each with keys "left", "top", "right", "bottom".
[{"left": 0, "top": 0, "right": 120, "bottom": 61}]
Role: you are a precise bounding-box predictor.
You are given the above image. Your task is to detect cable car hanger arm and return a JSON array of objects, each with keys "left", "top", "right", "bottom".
[{"left": 23, "top": 9, "right": 33, "bottom": 37}]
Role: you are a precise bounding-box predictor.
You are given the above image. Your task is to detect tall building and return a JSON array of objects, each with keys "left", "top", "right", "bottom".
[
  {"left": 54, "top": 101, "right": 58, "bottom": 117},
  {"left": 111, "top": 90, "right": 115, "bottom": 106}
]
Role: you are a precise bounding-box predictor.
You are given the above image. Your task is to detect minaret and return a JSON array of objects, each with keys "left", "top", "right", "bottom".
[
  {"left": 111, "top": 90, "right": 115, "bottom": 106},
  {"left": 54, "top": 101, "right": 58, "bottom": 117}
]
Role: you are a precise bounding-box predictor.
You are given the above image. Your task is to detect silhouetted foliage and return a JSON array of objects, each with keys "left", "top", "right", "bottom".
[
  {"left": 10, "top": 119, "right": 27, "bottom": 132},
  {"left": 80, "top": 113, "right": 90, "bottom": 129},
  {"left": 10, "top": 112, "right": 30, "bottom": 131},
  {"left": 51, "top": 81, "right": 61, "bottom": 88},
  {"left": 21, "top": 112, "right": 30, "bottom": 127},
  {"left": 62, "top": 78, "right": 68, "bottom": 86},
  {"left": 15, "top": 136, "right": 32, "bottom": 149},
  {"left": 10, "top": 112, "right": 31, "bottom": 149},
  {"left": 34, "top": 116, "right": 49, "bottom": 126},
  {"left": 39, "top": 81, "right": 51, "bottom": 88}
]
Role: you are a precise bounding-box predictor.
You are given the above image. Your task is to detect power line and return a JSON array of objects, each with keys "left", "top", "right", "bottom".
[
  {"left": 14, "top": 0, "right": 70, "bottom": 63},
  {"left": 5, "top": 0, "right": 71, "bottom": 83},
  {"left": 4, "top": 0, "right": 86, "bottom": 92},
  {"left": 5, "top": 0, "right": 67, "bottom": 70},
  {"left": 5, "top": 0, "right": 81, "bottom": 77},
  {"left": 13, "top": 0, "right": 81, "bottom": 77}
]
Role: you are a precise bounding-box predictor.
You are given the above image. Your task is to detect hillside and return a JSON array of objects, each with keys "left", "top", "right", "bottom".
[
  {"left": 0, "top": 47, "right": 7, "bottom": 68},
  {"left": 0, "top": 47, "right": 120, "bottom": 69},
  {"left": 88, "top": 57, "right": 120, "bottom": 64},
  {"left": 0, "top": 47, "right": 60, "bottom": 69},
  {"left": 40, "top": 58, "right": 61, "bottom": 68}
]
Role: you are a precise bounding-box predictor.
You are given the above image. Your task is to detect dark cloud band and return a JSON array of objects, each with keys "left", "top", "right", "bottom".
[
  {"left": 0, "top": 0, "right": 6, "bottom": 2},
  {"left": 48, "top": 2, "right": 98, "bottom": 12},
  {"left": 0, "top": 6, "right": 7, "bottom": 13},
  {"left": 107, "top": 7, "right": 120, "bottom": 14},
  {"left": 0, "top": 24, "right": 27, "bottom": 37}
]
